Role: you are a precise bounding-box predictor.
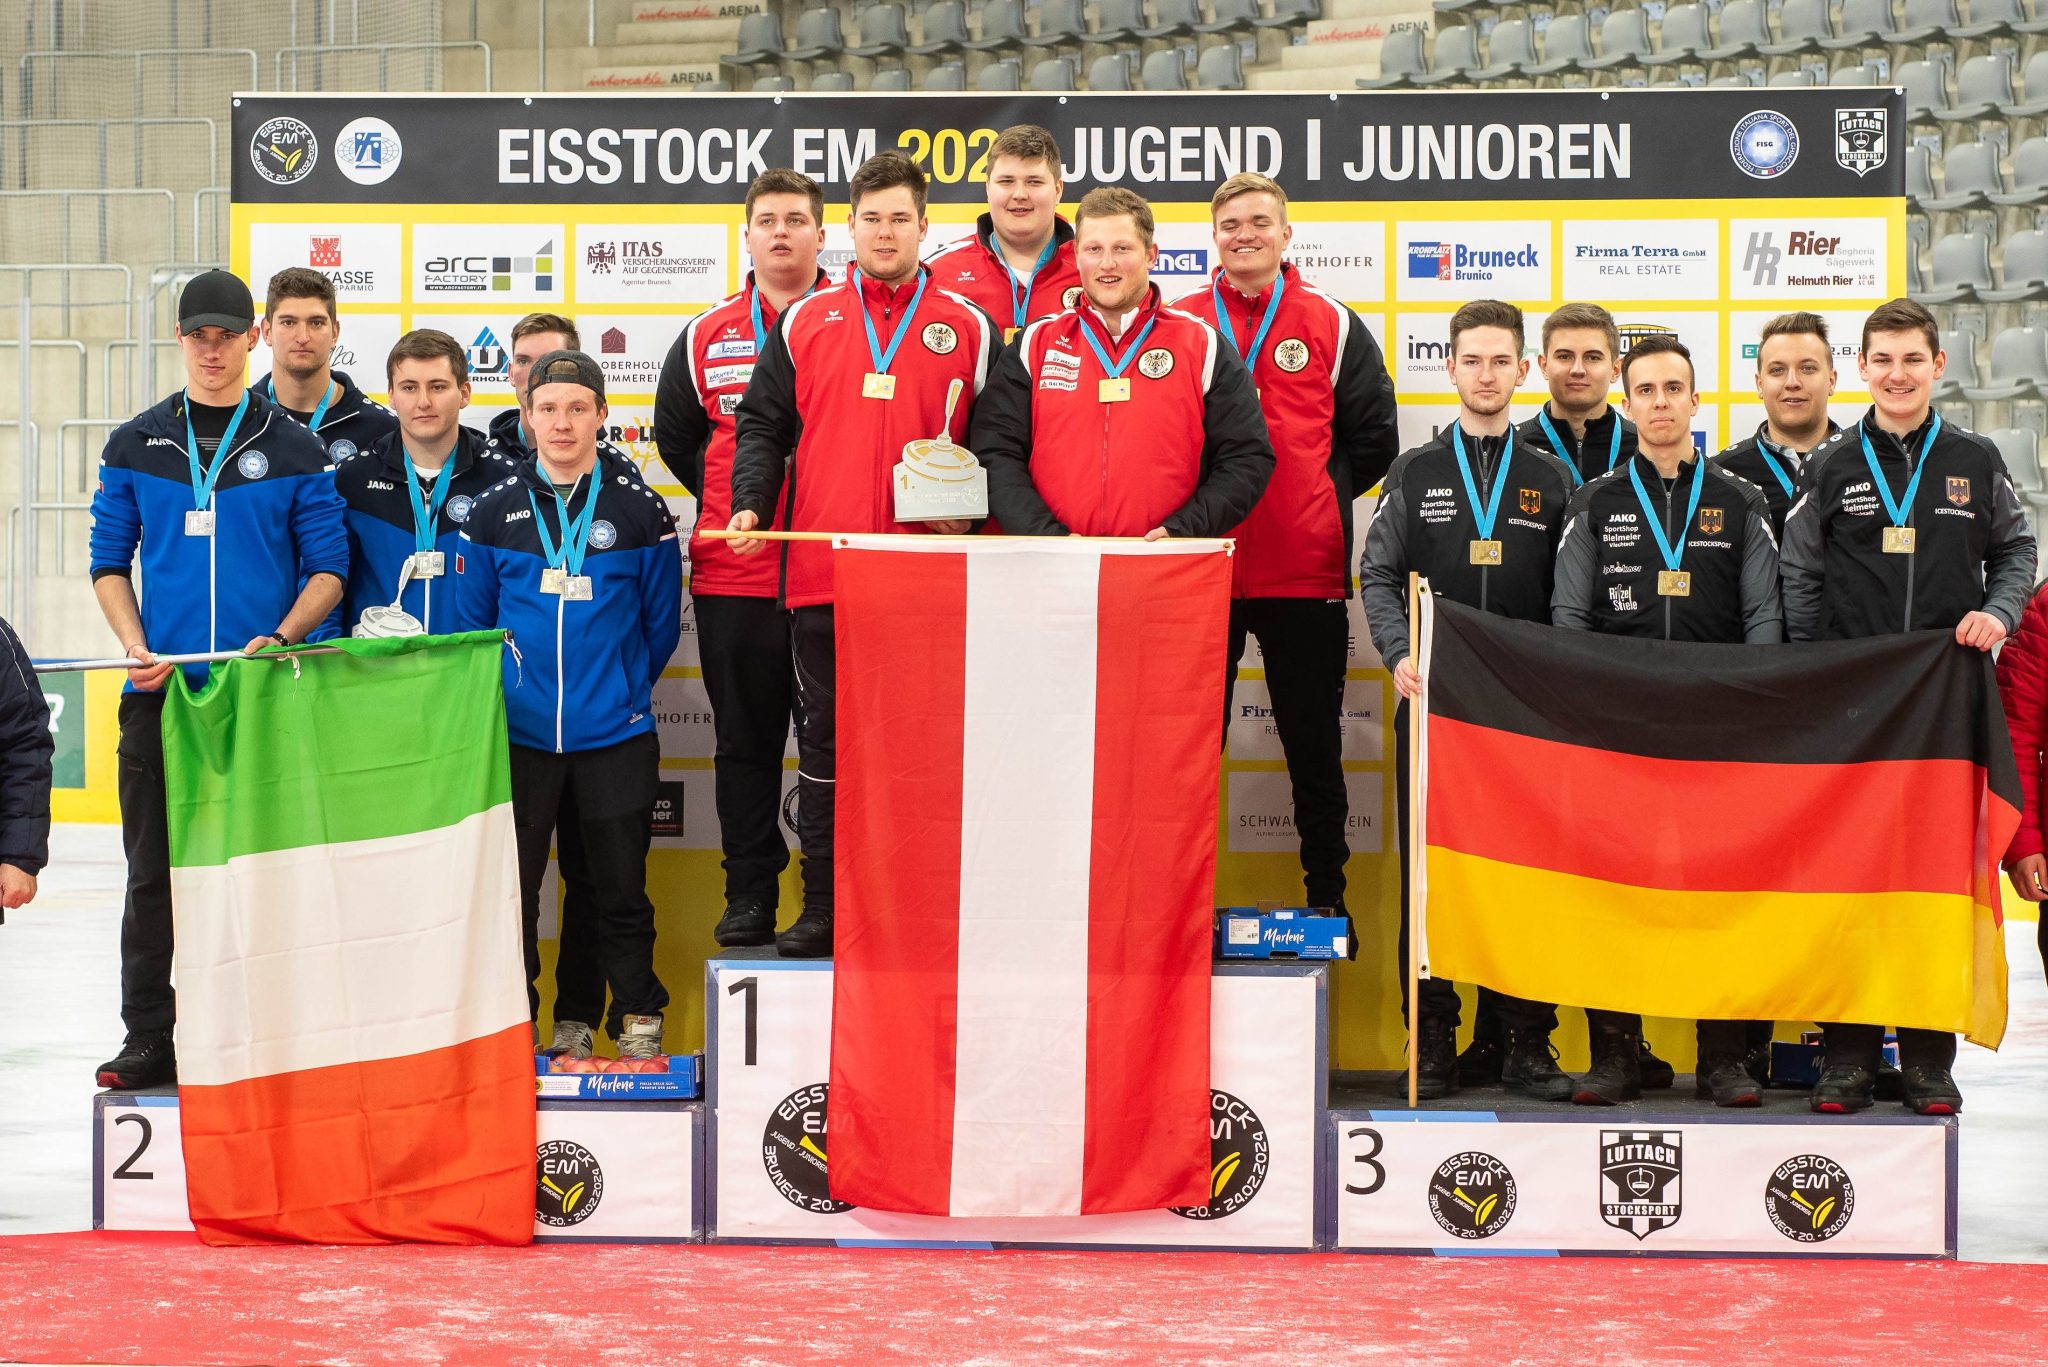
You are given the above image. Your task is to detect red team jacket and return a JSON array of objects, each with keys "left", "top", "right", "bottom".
[
  {"left": 925, "top": 214, "right": 1083, "bottom": 339},
  {"left": 730, "top": 266, "right": 997, "bottom": 608},
  {"left": 971, "top": 286, "right": 1274, "bottom": 539},
  {"left": 652, "top": 269, "right": 828, "bottom": 598},
  {"left": 1171, "top": 264, "right": 1398, "bottom": 598}
]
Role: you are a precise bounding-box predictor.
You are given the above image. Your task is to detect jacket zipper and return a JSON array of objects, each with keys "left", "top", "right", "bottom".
[
  {"left": 1477, "top": 444, "right": 1492, "bottom": 614},
  {"left": 1661, "top": 475, "right": 1674, "bottom": 640},
  {"left": 554, "top": 591, "right": 566, "bottom": 753},
  {"left": 1902, "top": 444, "right": 1917, "bottom": 633}
]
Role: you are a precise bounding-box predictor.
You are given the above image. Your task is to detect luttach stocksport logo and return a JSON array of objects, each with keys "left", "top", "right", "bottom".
[
  {"left": 1600, "top": 1130, "right": 1682, "bottom": 1240},
  {"left": 1766, "top": 1154, "right": 1855, "bottom": 1242},
  {"left": 534, "top": 1138, "right": 604, "bottom": 1227},
  {"left": 250, "top": 116, "right": 317, "bottom": 185},
  {"left": 763, "top": 1082, "right": 854, "bottom": 1214},
  {"left": 1171, "top": 1090, "right": 1270, "bottom": 1220},
  {"left": 1428, "top": 1150, "right": 1517, "bottom": 1239}
]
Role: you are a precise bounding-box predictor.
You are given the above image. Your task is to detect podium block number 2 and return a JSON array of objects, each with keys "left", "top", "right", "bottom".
[{"left": 111, "top": 1113, "right": 155, "bottom": 1180}]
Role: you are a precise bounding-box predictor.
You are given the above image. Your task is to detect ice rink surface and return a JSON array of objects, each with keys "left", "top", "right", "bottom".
[{"left": 4, "top": 825, "right": 2044, "bottom": 1261}]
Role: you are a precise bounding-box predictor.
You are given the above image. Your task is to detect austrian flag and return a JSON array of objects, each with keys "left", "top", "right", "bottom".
[{"left": 827, "top": 537, "right": 1231, "bottom": 1218}]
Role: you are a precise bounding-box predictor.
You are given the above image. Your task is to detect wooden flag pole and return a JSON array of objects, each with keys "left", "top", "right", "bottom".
[
  {"left": 1407, "top": 571, "right": 1423, "bottom": 1110},
  {"left": 699, "top": 529, "right": 1234, "bottom": 544}
]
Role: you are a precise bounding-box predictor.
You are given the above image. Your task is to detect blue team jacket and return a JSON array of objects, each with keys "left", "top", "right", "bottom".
[
  {"left": 334, "top": 426, "right": 521, "bottom": 635},
  {"left": 256, "top": 368, "right": 399, "bottom": 462},
  {"left": 453, "top": 448, "right": 684, "bottom": 753},
  {"left": 88, "top": 389, "right": 349, "bottom": 690}
]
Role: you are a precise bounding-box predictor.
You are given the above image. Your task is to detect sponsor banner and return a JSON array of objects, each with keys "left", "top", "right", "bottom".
[
  {"left": 248, "top": 222, "right": 404, "bottom": 302},
  {"left": 707, "top": 959, "right": 1323, "bottom": 1248},
  {"left": 1286, "top": 221, "right": 1386, "bottom": 303},
  {"left": 1728, "top": 217, "right": 1888, "bottom": 299},
  {"left": 233, "top": 91, "right": 1903, "bottom": 205},
  {"left": 652, "top": 765, "right": 798, "bottom": 850},
  {"left": 1330, "top": 1113, "right": 1952, "bottom": 1256},
  {"left": 653, "top": 672, "right": 717, "bottom": 759},
  {"left": 579, "top": 314, "right": 677, "bottom": 392},
  {"left": 1395, "top": 220, "right": 1552, "bottom": 302},
  {"left": 1227, "top": 677, "right": 1385, "bottom": 763},
  {"left": 251, "top": 312, "right": 406, "bottom": 400},
  {"left": 1726, "top": 401, "right": 1873, "bottom": 446},
  {"left": 576, "top": 223, "right": 728, "bottom": 304},
  {"left": 1561, "top": 219, "right": 1719, "bottom": 300},
  {"left": 410, "top": 311, "right": 528, "bottom": 394},
  {"left": 413, "top": 223, "right": 568, "bottom": 302},
  {"left": 1726, "top": 309, "right": 1869, "bottom": 391},
  {"left": 1228, "top": 769, "right": 1382, "bottom": 854},
  {"left": 534, "top": 1103, "right": 702, "bottom": 1241},
  {"left": 1524, "top": 309, "right": 1724, "bottom": 397}
]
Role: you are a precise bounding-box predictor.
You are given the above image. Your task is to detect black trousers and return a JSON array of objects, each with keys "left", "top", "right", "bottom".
[
  {"left": 116, "top": 692, "right": 174, "bottom": 1033},
  {"left": 1586, "top": 1008, "right": 1755, "bottom": 1060},
  {"left": 1393, "top": 697, "right": 1557, "bottom": 1034},
  {"left": 548, "top": 795, "right": 607, "bottom": 1031},
  {"left": 511, "top": 733, "right": 668, "bottom": 1037},
  {"left": 790, "top": 605, "right": 837, "bottom": 916},
  {"left": 1823, "top": 1022, "right": 1956, "bottom": 1070},
  {"left": 697, "top": 593, "right": 797, "bottom": 904},
  {"left": 1224, "top": 598, "right": 1351, "bottom": 908}
]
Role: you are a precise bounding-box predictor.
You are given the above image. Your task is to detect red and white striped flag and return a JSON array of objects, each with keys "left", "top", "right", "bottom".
[{"left": 827, "top": 536, "right": 1229, "bottom": 1217}]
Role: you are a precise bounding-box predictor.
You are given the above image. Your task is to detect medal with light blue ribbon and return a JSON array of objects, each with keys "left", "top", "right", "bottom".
[
  {"left": 1860, "top": 416, "right": 1942, "bottom": 555},
  {"left": 1081, "top": 310, "right": 1159, "bottom": 404},
  {"left": 1628, "top": 453, "right": 1708, "bottom": 596},
  {"left": 527, "top": 475, "right": 600, "bottom": 599},
  {"left": 1753, "top": 430, "right": 1798, "bottom": 501},
  {"left": 181, "top": 388, "right": 251, "bottom": 537},
  {"left": 404, "top": 449, "right": 454, "bottom": 578},
  {"left": 853, "top": 267, "right": 928, "bottom": 400},
  {"left": 999, "top": 236, "right": 1057, "bottom": 340},
  {"left": 1451, "top": 426, "right": 1514, "bottom": 566},
  {"left": 264, "top": 375, "right": 334, "bottom": 432},
  {"left": 1538, "top": 409, "right": 1621, "bottom": 486},
  {"left": 1212, "top": 270, "right": 1286, "bottom": 369}
]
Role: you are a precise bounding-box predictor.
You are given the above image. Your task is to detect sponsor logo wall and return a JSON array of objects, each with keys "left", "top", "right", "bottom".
[{"left": 232, "top": 90, "right": 1902, "bottom": 1070}]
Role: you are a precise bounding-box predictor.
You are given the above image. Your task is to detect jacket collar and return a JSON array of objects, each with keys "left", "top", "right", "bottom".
[
  {"left": 142, "top": 386, "right": 280, "bottom": 445},
  {"left": 1078, "top": 284, "right": 1162, "bottom": 352},
  {"left": 1755, "top": 416, "right": 1840, "bottom": 459},
  {"left": 974, "top": 212, "right": 1074, "bottom": 267},
  {"left": 367, "top": 422, "right": 483, "bottom": 479},
  {"left": 1860, "top": 405, "right": 1937, "bottom": 458}
]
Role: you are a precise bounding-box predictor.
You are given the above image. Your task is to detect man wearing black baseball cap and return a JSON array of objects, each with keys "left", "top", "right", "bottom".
[
  {"left": 453, "top": 350, "right": 683, "bottom": 1061},
  {"left": 86, "top": 268, "right": 349, "bottom": 1089}
]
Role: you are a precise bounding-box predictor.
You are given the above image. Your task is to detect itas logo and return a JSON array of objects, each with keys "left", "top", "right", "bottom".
[
  {"left": 1155, "top": 248, "right": 1209, "bottom": 275},
  {"left": 310, "top": 236, "right": 342, "bottom": 268},
  {"left": 1408, "top": 241, "right": 1453, "bottom": 280},
  {"left": 587, "top": 241, "right": 617, "bottom": 273},
  {"left": 467, "top": 326, "right": 509, "bottom": 379},
  {"left": 1170, "top": 1090, "right": 1270, "bottom": 1221}
]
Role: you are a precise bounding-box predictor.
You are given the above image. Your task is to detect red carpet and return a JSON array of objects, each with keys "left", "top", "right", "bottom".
[{"left": 4, "top": 1232, "right": 2048, "bottom": 1365}]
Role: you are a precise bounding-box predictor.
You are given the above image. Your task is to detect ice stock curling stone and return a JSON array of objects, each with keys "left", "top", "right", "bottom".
[{"left": 893, "top": 378, "right": 987, "bottom": 523}]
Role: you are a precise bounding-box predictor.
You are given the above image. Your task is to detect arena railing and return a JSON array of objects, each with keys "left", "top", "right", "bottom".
[
  {"left": 0, "top": 117, "right": 219, "bottom": 193},
  {"left": 273, "top": 41, "right": 493, "bottom": 92}
]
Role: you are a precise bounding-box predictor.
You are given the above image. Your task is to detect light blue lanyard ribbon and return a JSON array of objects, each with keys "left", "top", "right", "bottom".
[
  {"left": 1211, "top": 270, "right": 1286, "bottom": 366},
  {"left": 1754, "top": 432, "right": 1798, "bottom": 500},
  {"left": 1859, "top": 416, "right": 1943, "bottom": 528},
  {"left": 527, "top": 477, "right": 600, "bottom": 577},
  {"left": 404, "top": 450, "right": 454, "bottom": 555},
  {"left": 1538, "top": 409, "right": 1621, "bottom": 487},
  {"left": 853, "top": 268, "right": 928, "bottom": 376},
  {"left": 182, "top": 389, "right": 251, "bottom": 511},
  {"left": 265, "top": 375, "right": 334, "bottom": 431},
  {"left": 999, "top": 236, "right": 1058, "bottom": 330},
  {"left": 748, "top": 274, "right": 819, "bottom": 350},
  {"left": 1079, "top": 310, "right": 1160, "bottom": 381},
  {"left": 1450, "top": 427, "right": 1514, "bottom": 542},
  {"left": 1628, "top": 454, "right": 1709, "bottom": 574}
]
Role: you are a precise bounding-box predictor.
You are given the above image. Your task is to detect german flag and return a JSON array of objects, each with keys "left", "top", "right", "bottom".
[{"left": 1418, "top": 598, "right": 2019, "bottom": 1048}]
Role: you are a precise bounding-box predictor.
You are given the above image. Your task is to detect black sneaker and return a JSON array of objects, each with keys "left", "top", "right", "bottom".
[
  {"left": 713, "top": 896, "right": 778, "bottom": 948},
  {"left": 1573, "top": 1041, "right": 1642, "bottom": 1106},
  {"left": 1695, "top": 1055, "right": 1763, "bottom": 1107},
  {"left": 1500, "top": 1027, "right": 1574, "bottom": 1102},
  {"left": 1414, "top": 1017, "right": 1459, "bottom": 1101},
  {"left": 1743, "top": 1042, "right": 1773, "bottom": 1087},
  {"left": 1901, "top": 1062, "right": 1962, "bottom": 1115},
  {"left": 1874, "top": 1060, "right": 1906, "bottom": 1102},
  {"left": 1809, "top": 1063, "right": 1877, "bottom": 1114},
  {"left": 97, "top": 1029, "right": 176, "bottom": 1090},
  {"left": 1637, "top": 1039, "right": 1675, "bottom": 1091},
  {"left": 775, "top": 906, "right": 834, "bottom": 959},
  {"left": 1456, "top": 1035, "right": 1503, "bottom": 1086}
]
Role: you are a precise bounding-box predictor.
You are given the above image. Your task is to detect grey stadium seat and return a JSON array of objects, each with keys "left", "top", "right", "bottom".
[
  {"left": 1919, "top": 230, "right": 1996, "bottom": 305},
  {"left": 2003, "top": 51, "right": 2048, "bottom": 119},
  {"left": 1758, "top": 0, "right": 1832, "bottom": 56},
  {"left": 1984, "top": 230, "right": 2048, "bottom": 302},
  {"left": 1358, "top": 28, "right": 1427, "bottom": 88},
  {"left": 1196, "top": 44, "right": 1246, "bottom": 89},
  {"left": 1701, "top": 0, "right": 1768, "bottom": 62},
  {"left": 924, "top": 59, "right": 968, "bottom": 88},
  {"left": 1937, "top": 329, "right": 1982, "bottom": 398},
  {"left": 1029, "top": 56, "right": 1078, "bottom": 90},
  {"left": 870, "top": 67, "right": 913, "bottom": 90},
  {"left": 1992, "top": 137, "right": 2048, "bottom": 206},
  {"left": 962, "top": 0, "right": 1028, "bottom": 51},
  {"left": 1891, "top": 0, "right": 1964, "bottom": 48},
  {"left": 1819, "top": 0, "right": 1896, "bottom": 49},
  {"left": 1641, "top": 4, "right": 1711, "bottom": 68},
  {"left": 846, "top": 4, "right": 909, "bottom": 59},
  {"left": 1897, "top": 59, "right": 1951, "bottom": 123},
  {"left": 1020, "top": 0, "right": 1089, "bottom": 48},
  {"left": 1831, "top": 61, "right": 1887, "bottom": 86},
  {"left": 1961, "top": 326, "right": 2048, "bottom": 401},
  {"left": 973, "top": 58, "right": 1020, "bottom": 89},
  {"left": 1584, "top": 9, "right": 1652, "bottom": 72},
  {"left": 783, "top": 7, "right": 847, "bottom": 62},
  {"left": 1923, "top": 141, "right": 2003, "bottom": 212},
  {"left": 1524, "top": 14, "right": 1595, "bottom": 78},
  {"left": 1092, "top": 0, "right": 1147, "bottom": 45},
  {"left": 721, "top": 11, "right": 786, "bottom": 70},
  {"left": 908, "top": 0, "right": 968, "bottom": 56},
  {"left": 809, "top": 70, "right": 855, "bottom": 91},
  {"left": 1141, "top": 48, "right": 1189, "bottom": 90},
  {"left": 1769, "top": 68, "right": 1817, "bottom": 86},
  {"left": 1988, "top": 431, "right": 2048, "bottom": 523},
  {"left": 1907, "top": 143, "right": 1938, "bottom": 204},
  {"left": 1473, "top": 18, "right": 1535, "bottom": 80},
  {"left": 1954, "top": 0, "right": 2027, "bottom": 40},
  {"left": 1137, "top": 0, "right": 1202, "bottom": 42},
  {"left": 1415, "top": 25, "right": 1482, "bottom": 85},
  {"left": 1088, "top": 52, "right": 1135, "bottom": 89},
  {"left": 1254, "top": 0, "right": 1323, "bottom": 30},
  {"left": 752, "top": 73, "right": 795, "bottom": 91},
  {"left": 1196, "top": 0, "right": 1264, "bottom": 39},
  {"left": 1937, "top": 54, "right": 2018, "bottom": 123}
]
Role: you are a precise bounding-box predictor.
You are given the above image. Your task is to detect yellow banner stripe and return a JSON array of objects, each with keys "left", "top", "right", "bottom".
[{"left": 1423, "top": 847, "right": 2008, "bottom": 1048}]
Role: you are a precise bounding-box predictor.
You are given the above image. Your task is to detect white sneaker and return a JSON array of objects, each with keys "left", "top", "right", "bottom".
[
  {"left": 544, "top": 1020, "right": 595, "bottom": 1060},
  {"left": 617, "top": 1014, "right": 665, "bottom": 1060}
]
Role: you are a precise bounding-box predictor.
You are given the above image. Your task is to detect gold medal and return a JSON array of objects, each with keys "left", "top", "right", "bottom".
[
  {"left": 1099, "top": 377, "right": 1131, "bottom": 403},
  {"left": 1468, "top": 539, "right": 1503, "bottom": 566},
  {"left": 861, "top": 372, "right": 897, "bottom": 400},
  {"left": 1004, "top": 326, "right": 1021, "bottom": 344},
  {"left": 540, "top": 567, "right": 567, "bottom": 595},
  {"left": 1657, "top": 570, "right": 1692, "bottom": 597},
  {"left": 1882, "top": 525, "right": 1916, "bottom": 554}
]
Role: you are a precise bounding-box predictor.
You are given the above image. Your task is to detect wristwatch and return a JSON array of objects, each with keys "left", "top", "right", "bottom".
[{"left": 269, "top": 631, "right": 289, "bottom": 647}]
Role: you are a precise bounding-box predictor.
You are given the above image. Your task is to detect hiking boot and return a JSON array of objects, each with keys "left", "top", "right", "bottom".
[
  {"left": 1901, "top": 1062, "right": 1962, "bottom": 1116},
  {"left": 1414, "top": 1017, "right": 1460, "bottom": 1101},
  {"left": 1637, "top": 1038, "right": 1675, "bottom": 1090},
  {"left": 1456, "top": 1035, "right": 1503, "bottom": 1086},
  {"left": 1573, "top": 1020, "right": 1643, "bottom": 1106},
  {"left": 713, "top": 896, "right": 777, "bottom": 948},
  {"left": 616, "top": 1014, "right": 665, "bottom": 1061},
  {"left": 1874, "top": 1060, "right": 1906, "bottom": 1102},
  {"left": 1695, "top": 1054, "right": 1763, "bottom": 1107},
  {"left": 97, "top": 1029, "right": 176, "bottom": 1090},
  {"left": 1743, "top": 1041, "right": 1773, "bottom": 1087},
  {"left": 1809, "top": 1063, "right": 1877, "bottom": 1114},
  {"left": 776, "top": 905, "right": 834, "bottom": 958},
  {"left": 543, "top": 1020, "right": 594, "bottom": 1060},
  {"left": 1500, "top": 1026, "right": 1574, "bottom": 1102}
]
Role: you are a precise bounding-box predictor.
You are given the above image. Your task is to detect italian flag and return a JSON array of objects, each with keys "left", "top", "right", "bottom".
[{"left": 164, "top": 633, "right": 535, "bottom": 1245}]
